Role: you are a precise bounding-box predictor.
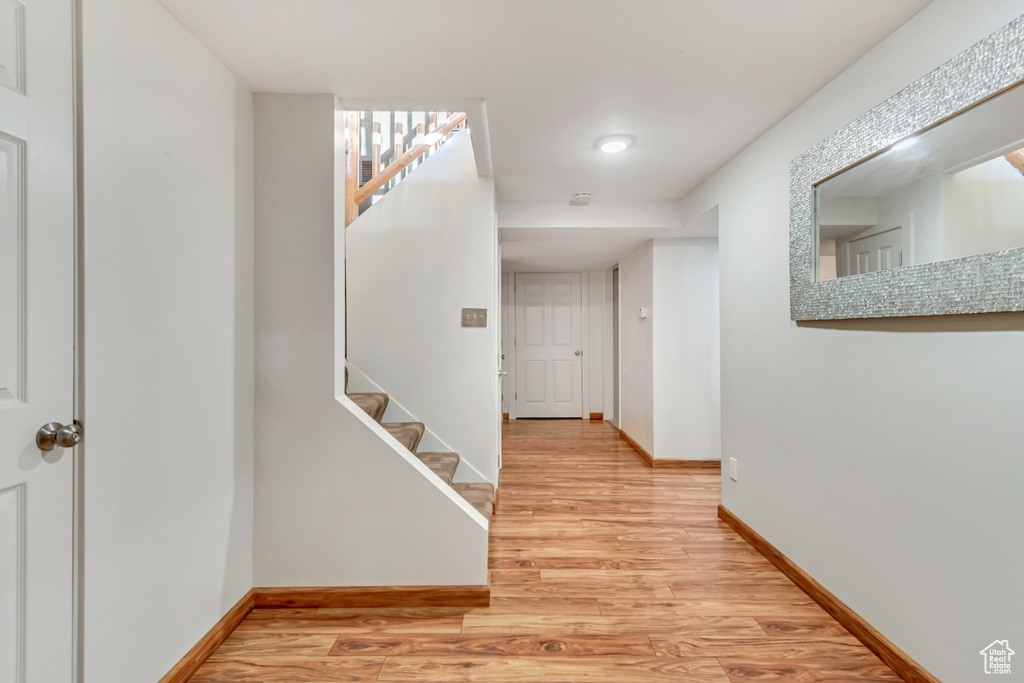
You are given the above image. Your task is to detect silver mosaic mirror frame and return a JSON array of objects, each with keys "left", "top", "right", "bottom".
[{"left": 790, "top": 15, "right": 1024, "bottom": 320}]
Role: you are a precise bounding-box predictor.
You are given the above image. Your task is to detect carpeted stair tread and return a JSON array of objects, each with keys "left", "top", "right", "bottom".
[
  {"left": 346, "top": 392, "right": 389, "bottom": 423},
  {"left": 453, "top": 482, "right": 495, "bottom": 521},
  {"left": 415, "top": 452, "right": 460, "bottom": 485},
  {"left": 383, "top": 422, "right": 425, "bottom": 453}
]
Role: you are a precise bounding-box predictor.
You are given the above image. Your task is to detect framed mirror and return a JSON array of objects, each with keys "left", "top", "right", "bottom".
[{"left": 790, "top": 14, "right": 1024, "bottom": 320}]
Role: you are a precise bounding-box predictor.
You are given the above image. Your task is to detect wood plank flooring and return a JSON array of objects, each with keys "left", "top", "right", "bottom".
[{"left": 188, "top": 419, "right": 899, "bottom": 682}]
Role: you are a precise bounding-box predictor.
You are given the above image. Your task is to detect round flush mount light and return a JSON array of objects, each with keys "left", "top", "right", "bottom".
[
  {"left": 596, "top": 135, "right": 634, "bottom": 154},
  {"left": 892, "top": 136, "right": 918, "bottom": 151}
]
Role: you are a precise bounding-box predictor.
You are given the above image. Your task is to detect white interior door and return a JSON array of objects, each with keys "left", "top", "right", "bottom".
[
  {"left": 515, "top": 273, "right": 582, "bottom": 418},
  {"left": 0, "top": 0, "right": 76, "bottom": 680},
  {"left": 840, "top": 226, "right": 903, "bottom": 276}
]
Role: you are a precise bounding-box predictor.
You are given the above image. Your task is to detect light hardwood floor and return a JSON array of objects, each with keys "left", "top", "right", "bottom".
[{"left": 188, "top": 419, "right": 900, "bottom": 682}]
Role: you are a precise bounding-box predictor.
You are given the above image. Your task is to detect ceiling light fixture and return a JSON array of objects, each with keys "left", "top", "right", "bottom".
[
  {"left": 596, "top": 135, "right": 633, "bottom": 154},
  {"left": 892, "top": 137, "right": 918, "bottom": 151}
]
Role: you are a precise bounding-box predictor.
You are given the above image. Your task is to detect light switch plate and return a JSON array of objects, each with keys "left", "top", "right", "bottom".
[{"left": 462, "top": 308, "right": 487, "bottom": 327}]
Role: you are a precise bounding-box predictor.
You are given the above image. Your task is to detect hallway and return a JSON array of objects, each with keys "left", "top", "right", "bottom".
[{"left": 188, "top": 419, "right": 899, "bottom": 681}]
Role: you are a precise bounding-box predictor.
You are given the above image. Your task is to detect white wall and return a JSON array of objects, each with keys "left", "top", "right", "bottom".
[
  {"left": 676, "top": 1, "right": 1024, "bottom": 680},
  {"left": 942, "top": 156, "right": 1024, "bottom": 259},
  {"left": 877, "top": 175, "right": 943, "bottom": 266},
  {"left": 253, "top": 95, "right": 488, "bottom": 586},
  {"left": 347, "top": 132, "right": 499, "bottom": 483},
  {"left": 652, "top": 239, "right": 721, "bottom": 461},
  {"left": 618, "top": 239, "right": 721, "bottom": 461},
  {"left": 817, "top": 197, "right": 879, "bottom": 226},
  {"left": 617, "top": 241, "right": 655, "bottom": 453},
  {"left": 498, "top": 200, "right": 682, "bottom": 229},
  {"left": 81, "top": 0, "right": 254, "bottom": 679}
]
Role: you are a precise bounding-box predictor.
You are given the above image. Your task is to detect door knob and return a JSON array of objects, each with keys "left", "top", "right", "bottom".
[
  {"left": 498, "top": 370, "right": 507, "bottom": 377},
  {"left": 36, "top": 422, "right": 84, "bottom": 452},
  {"left": 574, "top": 350, "right": 582, "bottom": 356}
]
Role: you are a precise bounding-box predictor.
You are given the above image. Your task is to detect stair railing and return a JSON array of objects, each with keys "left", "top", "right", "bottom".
[{"left": 344, "top": 111, "right": 468, "bottom": 226}]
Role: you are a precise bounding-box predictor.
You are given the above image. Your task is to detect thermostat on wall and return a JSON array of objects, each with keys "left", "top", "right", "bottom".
[{"left": 638, "top": 307, "right": 648, "bottom": 319}]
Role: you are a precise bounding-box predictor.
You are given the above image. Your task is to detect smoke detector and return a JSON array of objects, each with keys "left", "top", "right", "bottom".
[{"left": 570, "top": 192, "right": 592, "bottom": 206}]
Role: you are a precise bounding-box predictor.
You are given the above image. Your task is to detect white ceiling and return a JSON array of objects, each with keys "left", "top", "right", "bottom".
[{"left": 157, "top": 0, "right": 932, "bottom": 203}]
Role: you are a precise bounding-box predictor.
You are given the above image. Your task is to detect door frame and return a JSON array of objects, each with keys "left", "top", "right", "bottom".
[
  {"left": 73, "top": 0, "right": 84, "bottom": 678},
  {"left": 605, "top": 265, "right": 618, "bottom": 425},
  {"left": 506, "top": 271, "right": 588, "bottom": 420}
]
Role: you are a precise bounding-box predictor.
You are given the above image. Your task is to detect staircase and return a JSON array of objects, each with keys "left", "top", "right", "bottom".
[{"left": 346, "top": 387, "right": 495, "bottom": 521}]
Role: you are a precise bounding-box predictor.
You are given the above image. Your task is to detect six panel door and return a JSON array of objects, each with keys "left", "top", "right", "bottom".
[
  {"left": 0, "top": 0, "right": 76, "bottom": 680},
  {"left": 514, "top": 273, "right": 582, "bottom": 418}
]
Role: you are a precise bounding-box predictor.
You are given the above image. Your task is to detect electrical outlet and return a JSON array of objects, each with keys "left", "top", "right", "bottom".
[{"left": 728, "top": 457, "right": 738, "bottom": 482}]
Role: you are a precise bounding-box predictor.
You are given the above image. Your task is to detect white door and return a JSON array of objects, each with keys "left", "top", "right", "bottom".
[
  {"left": 514, "top": 273, "right": 582, "bottom": 418},
  {"left": 0, "top": 0, "right": 77, "bottom": 681},
  {"left": 840, "top": 227, "right": 903, "bottom": 276}
]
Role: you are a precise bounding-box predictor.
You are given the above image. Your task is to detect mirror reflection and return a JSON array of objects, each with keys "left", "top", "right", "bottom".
[{"left": 816, "top": 81, "right": 1024, "bottom": 281}]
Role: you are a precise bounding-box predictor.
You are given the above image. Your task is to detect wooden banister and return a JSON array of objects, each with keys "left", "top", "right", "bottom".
[
  {"left": 344, "top": 111, "right": 360, "bottom": 227},
  {"left": 351, "top": 112, "right": 468, "bottom": 209},
  {"left": 1004, "top": 149, "right": 1024, "bottom": 176}
]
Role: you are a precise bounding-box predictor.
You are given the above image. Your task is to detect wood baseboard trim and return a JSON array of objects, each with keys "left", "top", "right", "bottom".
[
  {"left": 502, "top": 412, "right": 509, "bottom": 420},
  {"left": 618, "top": 428, "right": 654, "bottom": 465},
  {"left": 618, "top": 429, "right": 718, "bottom": 469},
  {"left": 652, "top": 459, "right": 721, "bottom": 470},
  {"left": 589, "top": 412, "right": 603, "bottom": 420},
  {"left": 717, "top": 505, "right": 939, "bottom": 683},
  {"left": 160, "top": 584, "right": 490, "bottom": 678},
  {"left": 252, "top": 585, "right": 491, "bottom": 609},
  {"left": 158, "top": 588, "right": 254, "bottom": 683}
]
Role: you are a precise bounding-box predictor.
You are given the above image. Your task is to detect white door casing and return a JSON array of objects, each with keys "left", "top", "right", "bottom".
[
  {"left": 514, "top": 273, "right": 582, "bottom": 418},
  {"left": 0, "top": 0, "right": 76, "bottom": 681},
  {"left": 495, "top": 237, "right": 502, "bottom": 470}
]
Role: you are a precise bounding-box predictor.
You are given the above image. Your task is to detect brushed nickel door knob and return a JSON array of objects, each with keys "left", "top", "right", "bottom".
[{"left": 36, "top": 422, "right": 83, "bottom": 451}]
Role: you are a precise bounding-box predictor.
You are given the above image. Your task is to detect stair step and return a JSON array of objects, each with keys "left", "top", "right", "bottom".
[
  {"left": 383, "top": 422, "right": 425, "bottom": 453},
  {"left": 346, "top": 392, "right": 389, "bottom": 423},
  {"left": 453, "top": 482, "right": 495, "bottom": 522},
  {"left": 415, "top": 452, "right": 459, "bottom": 485}
]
